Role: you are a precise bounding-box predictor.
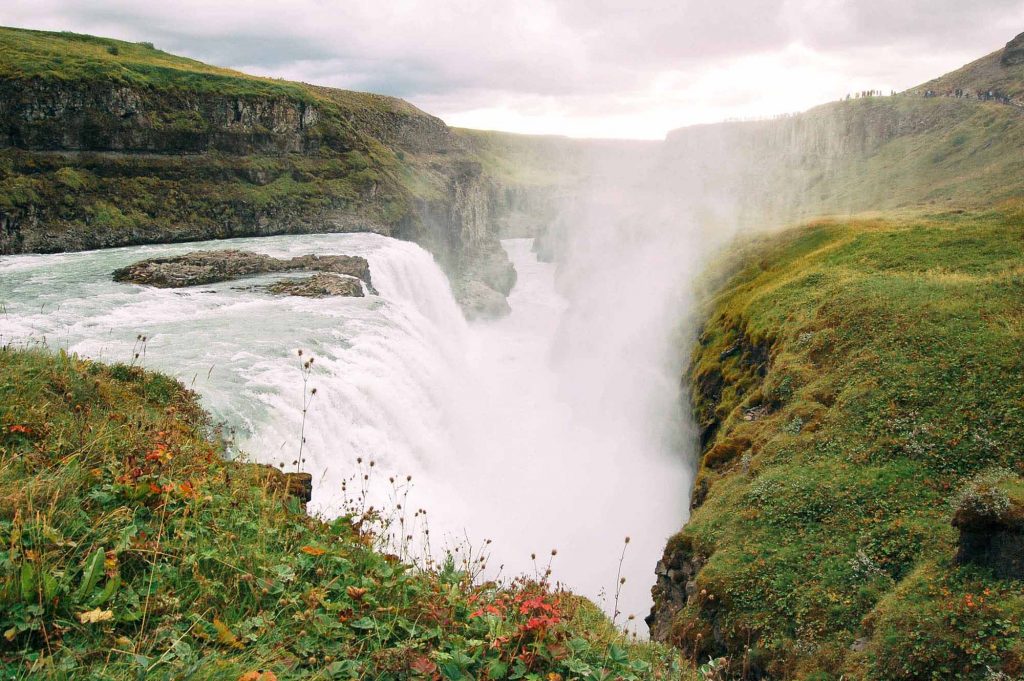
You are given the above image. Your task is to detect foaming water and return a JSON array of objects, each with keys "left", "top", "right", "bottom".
[
  {"left": 0, "top": 231, "right": 689, "bottom": 629},
  {"left": 452, "top": 239, "right": 689, "bottom": 624},
  {"left": 0, "top": 233, "right": 469, "bottom": 499}
]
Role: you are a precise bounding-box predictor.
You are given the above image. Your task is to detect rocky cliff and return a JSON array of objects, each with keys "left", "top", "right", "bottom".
[{"left": 0, "top": 27, "right": 536, "bottom": 317}]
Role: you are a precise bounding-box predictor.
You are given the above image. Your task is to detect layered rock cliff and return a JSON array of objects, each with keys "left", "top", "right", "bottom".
[{"left": 0, "top": 27, "right": 536, "bottom": 317}]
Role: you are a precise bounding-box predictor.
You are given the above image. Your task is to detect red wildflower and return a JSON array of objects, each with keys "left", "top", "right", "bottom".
[{"left": 469, "top": 604, "right": 502, "bottom": 618}]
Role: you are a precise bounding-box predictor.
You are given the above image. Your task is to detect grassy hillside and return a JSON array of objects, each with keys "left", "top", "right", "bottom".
[
  {"left": 662, "top": 51, "right": 1024, "bottom": 230},
  {"left": 800, "top": 98, "right": 1024, "bottom": 209},
  {"left": 0, "top": 28, "right": 314, "bottom": 100},
  {"left": 0, "top": 346, "right": 686, "bottom": 680},
  {"left": 652, "top": 204, "right": 1024, "bottom": 679},
  {"left": 0, "top": 24, "right": 422, "bottom": 249},
  {"left": 910, "top": 37, "right": 1024, "bottom": 103}
]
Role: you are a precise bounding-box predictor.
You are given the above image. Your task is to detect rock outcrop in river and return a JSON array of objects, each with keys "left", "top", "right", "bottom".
[
  {"left": 265, "top": 273, "right": 364, "bottom": 298},
  {"left": 112, "top": 249, "right": 374, "bottom": 293}
]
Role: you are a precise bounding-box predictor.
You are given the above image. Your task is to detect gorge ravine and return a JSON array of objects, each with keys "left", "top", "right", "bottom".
[{"left": 0, "top": 233, "right": 691, "bottom": 628}]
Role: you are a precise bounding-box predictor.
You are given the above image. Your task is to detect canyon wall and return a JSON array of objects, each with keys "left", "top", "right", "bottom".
[{"left": 0, "top": 28, "right": 561, "bottom": 317}]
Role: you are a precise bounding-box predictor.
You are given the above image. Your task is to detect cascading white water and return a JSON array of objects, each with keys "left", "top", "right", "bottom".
[
  {"left": 0, "top": 229, "right": 691, "bottom": 629},
  {"left": 0, "top": 233, "right": 470, "bottom": 496}
]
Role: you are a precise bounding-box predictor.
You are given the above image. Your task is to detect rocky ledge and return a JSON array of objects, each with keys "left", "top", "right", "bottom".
[
  {"left": 456, "top": 280, "right": 512, "bottom": 320},
  {"left": 112, "top": 249, "right": 375, "bottom": 293},
  {"left": 266, "top": 273, "right": 364, "bottom": 298}
]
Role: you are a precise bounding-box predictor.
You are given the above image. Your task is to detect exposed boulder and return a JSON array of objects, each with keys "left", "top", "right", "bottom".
[
  {"left": 113, "top": 250, "right": 279, "bottom": 287},
  {"left": 288, "top": 254, "right": 372, "bottom": 285},
  {"left": 113, "top": 249, "right": 374, "bottom": 292},
  {"left": 952, "top": 471, "right": 1024, "bottom": 579},
  {"left": 455, "top": 280, "right": 512, "bottom": 320},
  {"left": 266, "top": 273, "right": 364, "bottom": 298},
  {"left": 1001, "top": 32, "right": 1024, "bottom": 66},
  {"left": 229, "top": 462, "right": 313, "bottom": 511}
]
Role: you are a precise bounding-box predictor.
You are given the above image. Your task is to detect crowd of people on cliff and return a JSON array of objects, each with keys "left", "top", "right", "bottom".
[
  {"left": 840, "top": 88, "right": 1019, "bottom": 107},
  {"left": 920, "top": 87, "right": 1015, "bottom": 104}
]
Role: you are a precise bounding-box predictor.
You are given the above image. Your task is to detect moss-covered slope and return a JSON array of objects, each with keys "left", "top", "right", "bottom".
[
  {"left": 650, "top": 205, "right": 1024, "bottom": 679},
  {"left": 0, "top": 346, "right": 686, "bottom": 679}
]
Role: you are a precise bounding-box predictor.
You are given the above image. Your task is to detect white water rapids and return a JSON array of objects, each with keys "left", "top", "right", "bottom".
[{"left": 0, "top": 232, "right": 689, "bottom": 627}]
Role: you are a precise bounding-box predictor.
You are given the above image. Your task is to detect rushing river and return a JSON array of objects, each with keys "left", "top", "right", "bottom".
[{"left": 0, "top": 233, "right": 688, "bottom": 628}]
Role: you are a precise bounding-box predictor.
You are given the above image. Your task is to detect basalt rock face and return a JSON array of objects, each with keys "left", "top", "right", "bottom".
[
  {"left": 647, "top": 538, "right": 707, "bottom": 642},
  {"left": 112, "top": 249, "right": 374, "bottom": 292},
  {"left": 0, "top": 80, "right": 326, "bottom": 155},
  {"left": 410, "top": 159, "right": 519, "bottom": 317}
]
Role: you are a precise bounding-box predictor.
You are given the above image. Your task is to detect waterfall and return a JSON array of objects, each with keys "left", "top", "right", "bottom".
[{"left": 0, "top": 230, "right": 689, "bottom": 630}]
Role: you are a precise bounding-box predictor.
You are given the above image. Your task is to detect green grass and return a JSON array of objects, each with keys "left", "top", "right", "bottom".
[
  {"left": 0, "top": 346, "right": 688, "bottom": 680},
  {"left": 0, "top": 26, "right": 313, "bottom": 100},
  {"left": 665, "top": 204, "right": 1024, "bottom": 679}
]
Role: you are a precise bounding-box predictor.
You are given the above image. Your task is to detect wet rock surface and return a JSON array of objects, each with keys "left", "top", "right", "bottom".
[
  {"left": 266, "top": 273, "right": 364, "bottom": 298},
  {"left": 113, "top": 249, "right": 374, "bottom": 292},
  {"left": 455, "top": 279, "right": 512, "bottom": 320},
  {"left": 647, "top": 543, "right": 706, "bottom": 643}
]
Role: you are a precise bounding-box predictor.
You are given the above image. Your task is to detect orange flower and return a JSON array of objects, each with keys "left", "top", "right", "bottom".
[
  {"left": 469, "top": 604, "right": 502, "bottom": 618},
  {"left": 238, "top": 672, "right": 277, "bottom": 681}
]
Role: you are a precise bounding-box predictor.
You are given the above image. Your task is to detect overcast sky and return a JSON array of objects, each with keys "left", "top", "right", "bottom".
[{"left": 3, "top": 1, "right": 1023, "bottom": 139}]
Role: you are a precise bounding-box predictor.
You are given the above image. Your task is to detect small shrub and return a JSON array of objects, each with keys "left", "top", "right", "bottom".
[
  {"left": 54, "top": 167, "right": 88, "bottom": 191},
  {"left": 783, "top": 415, "right": 804, "bottom": 435},
  {"left": 953, "top": 467, "right": 1014, "bottom": 519}
]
